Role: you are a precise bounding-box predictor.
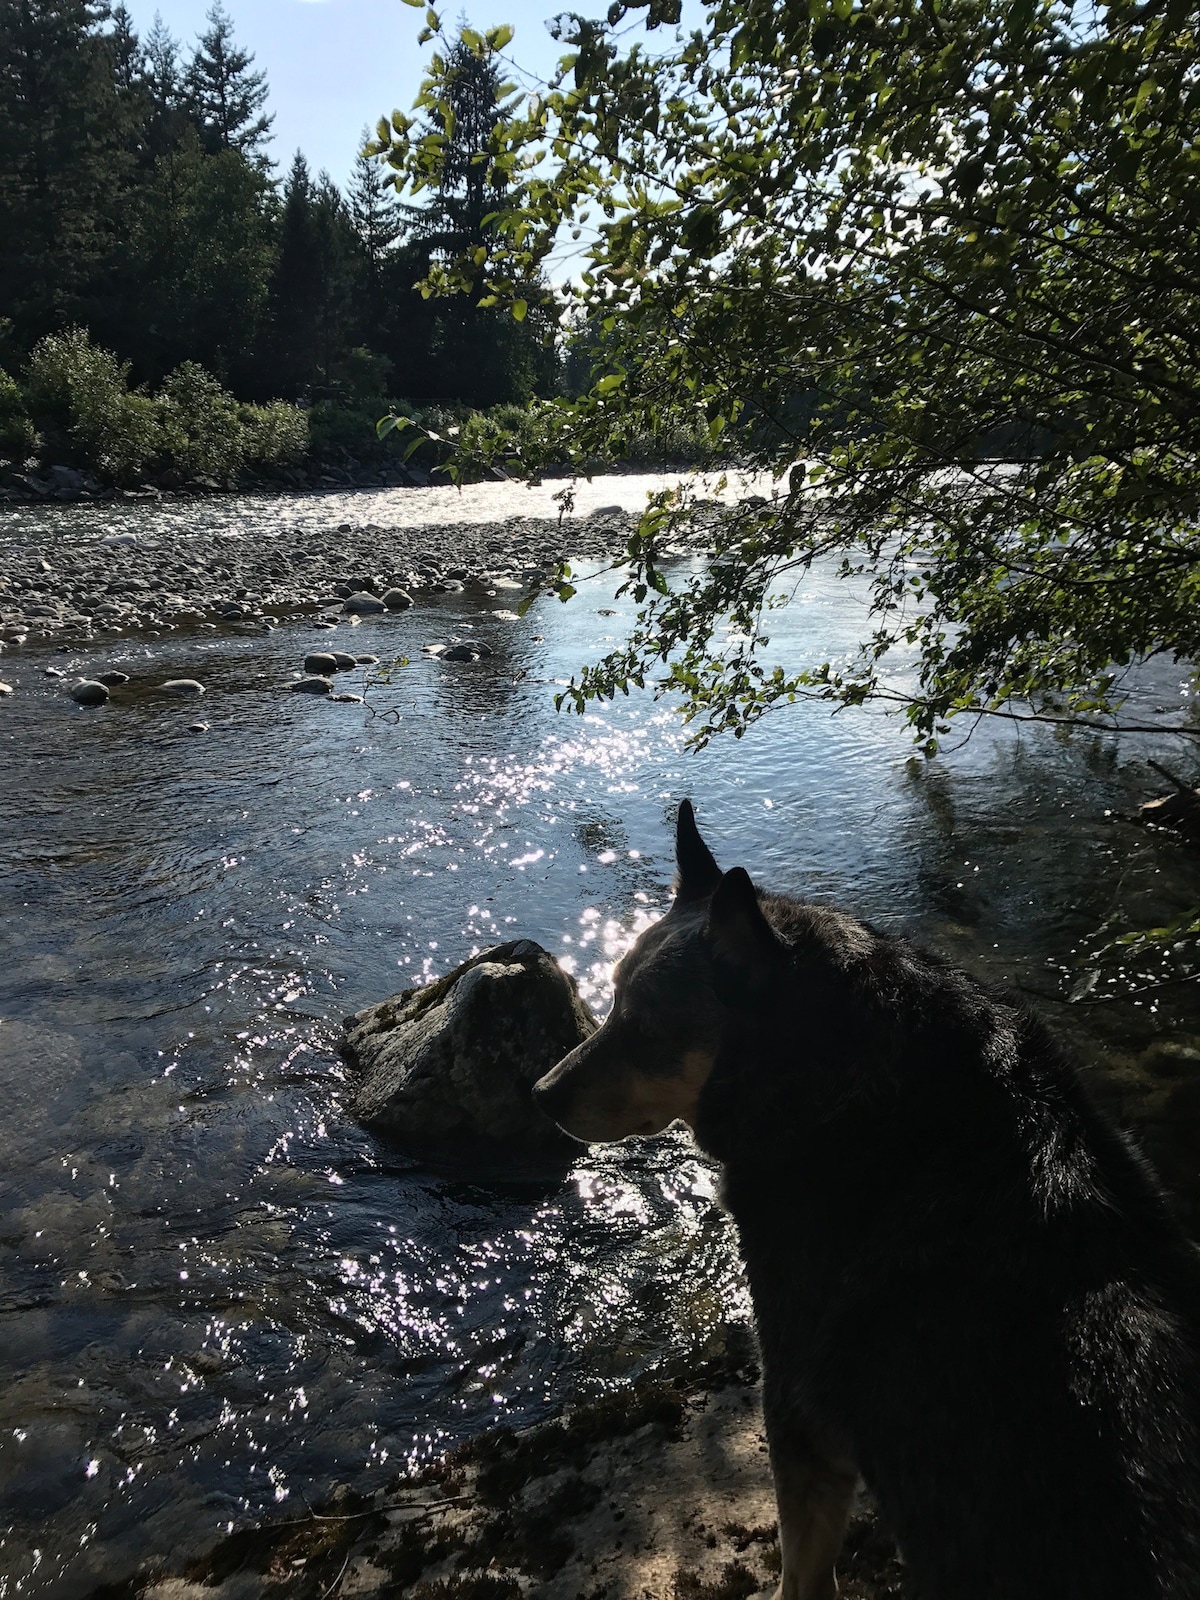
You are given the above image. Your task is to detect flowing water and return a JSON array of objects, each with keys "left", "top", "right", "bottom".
[{"left": 2, "top": 478, "right": 1200, "bottom": 1596}]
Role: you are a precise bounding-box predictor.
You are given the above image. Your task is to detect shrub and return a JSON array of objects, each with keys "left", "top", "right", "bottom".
[
  {"left": 0, "top": 368, "right": 36, "bottom": 460},
  {"left": 239, "top": 401, "right": 308, "bottom": 468},
  {"left": 308, "top": 397, "right": 386, "bottom": 461},
  {"left": 25, "top": 328, "right": 159, "bottom": 481},
  {"left": 156, "top": 361, "right": 244, "bottom": 482}
]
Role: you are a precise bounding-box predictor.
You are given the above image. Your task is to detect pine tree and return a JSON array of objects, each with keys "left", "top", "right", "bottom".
[
  {"left": 142, "top": 12, "right": 190, "bottom": 155},
  {"left": 348, "top": 133, "right": 404, "bottom": 266},
  {"left": 107, "top": 2, "right": 141, "bottom": 92},
  {"left": 185, "top": 0, "right": 272, "bottom": 163},
  {"left": 0, "top": 0, "right": 131, "bottom": 341},
  {"left": 402, "top": 28, "right": 557, "bottom": 406},
  {"left": 421, "top": 35, "right": 506, "bottom": 261},
  {"left": 348, "top": 132, "right": 404, "bottom": 329},
  {"left": 267, "top": 153, "right": 362, "bottom": 395},
  {"left": 120, "top": 129, "right": 275, "bottom": 384}
]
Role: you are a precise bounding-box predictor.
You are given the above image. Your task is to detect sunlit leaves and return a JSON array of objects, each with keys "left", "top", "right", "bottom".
[{"left": 376, "top": 0, "right": 1200, "bottom": 753}]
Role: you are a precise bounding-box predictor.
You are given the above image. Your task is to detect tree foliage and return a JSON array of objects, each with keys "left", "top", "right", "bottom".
[
  {"left": 374, "top": 0, "right": 1200, "bottom": 749},
  {"left": 184, "top": 0, "right": 272, "bottom": 162},
  {"left": 0, "top": 0, "right": 561, "bottom": 428},
  {"left": 371, "top": 23, "right": 559, "bottom": 407}
]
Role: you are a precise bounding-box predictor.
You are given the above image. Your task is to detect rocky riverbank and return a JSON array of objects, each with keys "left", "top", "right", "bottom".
[
  {"left": 101, "top": 1363, "right": 906, "bottom": 1600},
  {"left": 0, "top": 504, "right": 716, "bottom": 663}
]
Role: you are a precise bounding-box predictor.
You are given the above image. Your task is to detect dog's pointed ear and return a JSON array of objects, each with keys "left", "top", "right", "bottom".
[
  {"left": 707, "top": 867, "right": 782, "bottom": 972},
  {"left": 674, "top": 799, "right": 722, "bottom": 902}
]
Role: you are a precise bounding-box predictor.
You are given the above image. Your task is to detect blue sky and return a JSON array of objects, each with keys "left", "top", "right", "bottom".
[{"left": 124, "top": 0, "right": 580, "bottom": 187}]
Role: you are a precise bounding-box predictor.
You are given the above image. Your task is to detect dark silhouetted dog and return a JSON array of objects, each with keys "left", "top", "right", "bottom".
[{"left": 534, "top": 801, "right": 1200, "bottom": 1600}]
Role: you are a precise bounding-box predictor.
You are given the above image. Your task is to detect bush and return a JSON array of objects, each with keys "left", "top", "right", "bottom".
[
  {"left": 156, "top": 361, "right": 244, "bottom": 482},
  {"left": 0, "top": 367, "right": 36, "bottom": 460},
  {"left": 25, "top": 328, "right": 159, "bottom": 481},
  {"left": 239, "top": 401, "right": 308, "bottom": 468}
]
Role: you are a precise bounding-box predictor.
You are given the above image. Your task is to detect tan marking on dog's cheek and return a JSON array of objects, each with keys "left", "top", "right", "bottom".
[
  {"left": 553, "top": 1061, "right": 650, "bottom": 1141},
  {"left": 623, "top": 1048, "right": 717, "bottom": 1134}
]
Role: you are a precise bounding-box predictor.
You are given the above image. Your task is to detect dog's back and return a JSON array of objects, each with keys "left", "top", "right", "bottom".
[{"left": 699, "top": 894, "right": 1200, "bottom": 1598}]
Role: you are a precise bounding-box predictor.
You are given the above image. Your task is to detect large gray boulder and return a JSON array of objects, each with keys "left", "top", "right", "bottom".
[{"left": 343, "top": 940, "right": 594, "bottom": 1173}]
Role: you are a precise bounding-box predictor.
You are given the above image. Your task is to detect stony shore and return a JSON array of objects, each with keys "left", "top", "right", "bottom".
[
  {"left": 0, "top": 509, "right": 672, "bottom": 660},
  {"left": 106, "top": 1364, "right": 905, "bottom": 1600}
]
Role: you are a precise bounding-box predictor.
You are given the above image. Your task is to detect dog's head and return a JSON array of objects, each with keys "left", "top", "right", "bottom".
[{"left": 532, "top": 800, "right": 787, "bottom": 1142}]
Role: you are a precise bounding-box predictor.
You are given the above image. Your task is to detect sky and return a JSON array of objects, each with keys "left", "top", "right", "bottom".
[{"left": 124, "top": 0, "right": 581, "bottom": 188}]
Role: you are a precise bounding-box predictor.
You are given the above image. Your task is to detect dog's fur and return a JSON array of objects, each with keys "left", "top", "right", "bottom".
[{"left": 533, "top": 802, "right": 1200, "bottom": 1600}]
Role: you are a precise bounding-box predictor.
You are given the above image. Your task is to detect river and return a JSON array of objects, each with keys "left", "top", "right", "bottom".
[{"left": 1, "top": 476, "right": 1199, "bottom": 1596}]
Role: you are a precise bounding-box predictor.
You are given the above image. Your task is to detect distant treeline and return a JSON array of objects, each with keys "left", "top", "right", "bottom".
[{"left": 0, "top": 0, "right": 559, "bottom": 444}]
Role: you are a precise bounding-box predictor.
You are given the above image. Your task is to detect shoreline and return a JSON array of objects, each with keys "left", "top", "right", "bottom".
[
  {"left": 103, "top": 1362, "right": 906, "bottom": 1600},
  {"left": 0, "top": 507, "right": 710, "bottom": 664}
]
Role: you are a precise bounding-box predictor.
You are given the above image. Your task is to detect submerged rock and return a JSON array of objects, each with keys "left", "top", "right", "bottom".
[
  {"left": 70, "top": 680, "right": 109, "bottom": 705},
  {"left": 161, "top": 678, "right": 205, "bottom": 696},
  {"left": 343, "top": 940, "right": 594, "bottom": 1174},
  {"left": 291, "top": 675, "right": 333, "bottom": 695}
]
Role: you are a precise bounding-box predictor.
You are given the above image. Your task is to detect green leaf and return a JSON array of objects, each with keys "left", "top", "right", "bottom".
[{"left": 512, "top": 298, "right": 528, "bottom": 321}]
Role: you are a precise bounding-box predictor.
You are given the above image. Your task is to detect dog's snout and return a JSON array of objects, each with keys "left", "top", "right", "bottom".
[{"left": 531, "top": 1062, "right": 571, "bottom": 1114}]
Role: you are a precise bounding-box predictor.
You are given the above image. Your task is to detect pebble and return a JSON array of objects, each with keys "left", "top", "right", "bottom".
[
  {"left": 161, "top": 679, "right": 205, "bottom": 696},
  {"left": 70, "top": 680, "right": 109, "bottom": 705},
  {"left": 342, "top": 591, "right": 386, "bottom": 615},
  {"left": 291, "top": 676, "right": 333, "bottom": 694},
  {"left": 304, "top": 652, "right": 339, "bottom": 675},
  {"left": 219, "top": 604, "right": 245, "bottom": 620}
]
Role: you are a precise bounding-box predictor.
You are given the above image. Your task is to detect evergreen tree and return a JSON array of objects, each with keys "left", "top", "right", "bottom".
[
  {"left": 0, "top": 0, "right": 131, "bottom": 342},
  {"left": 185, "top": 0, "right": 272, "bottom": 163},
  {"left": 106, "top": 2, "right": 141, "bottom": 92},
  {"left": 142, "top": 12, "right": 191, "bottom": 156},
  {"left": 348, "top": 132, "right": 404, "bottom": 328},
  {"left": 349, "top": 134, "right": 404, "bottom": 268},
  {"left": 115, "top": 130, "right": 275, "bottom": 386},
  {"left": 400, "top": 29, "right": 557, "bottom": 406},
  {"left": 267, "top": 153, "right": 362, "bottom": 396},
  {"left": 420, "top": 35, "right": 506, "bottom": 261}
]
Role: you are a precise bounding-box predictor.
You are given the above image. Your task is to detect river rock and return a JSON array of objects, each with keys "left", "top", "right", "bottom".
[
  {"left": 291, "top": 675, "right": 333, "bottom": 694},
  {"left": 0, "top": 681, "right": 12, "bottom": 697},
  {"left": 343, "top": 940, "right": 593, "bottom": 1173},
  {"left": 342, "top": 591, "right": 387, "bottom": 615},
  {"left": 304, "top": 652, "right": 339, "bottom": 675},
  {"left": 161, "top": 679, "right": 205, "bottom": 696},
  {"left": 96, "top": 670, "right": 130, "bottom": 686},
  {"left": 330, "top": 650, "right": 358, "bottom": 671},
  {"left": 382, "top": 588, "right": 414, "bottom": 610},
  {"left": 70, "top": 680, "right": 109, "bottom": 705}
]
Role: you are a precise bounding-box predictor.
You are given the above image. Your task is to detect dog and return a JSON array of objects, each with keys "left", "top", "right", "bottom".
[{"left": 533, "top": 801, "right": 1200, "bottom": 1599}]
